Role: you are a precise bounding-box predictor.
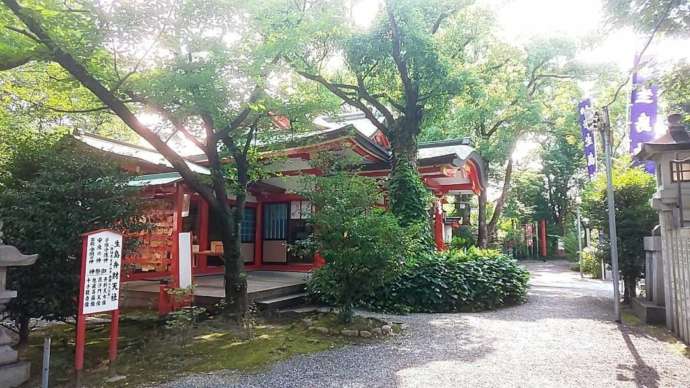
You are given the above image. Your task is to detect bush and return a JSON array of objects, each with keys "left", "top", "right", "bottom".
[
  {"left": 582, "top": 158, "right": 656, "bottom": 302},
  {"left": 0, "top": 137, "right": 144, "bottom": 344},
  {"left": 563, "top": 228, "right": 579, "bottom": 261},
  {"left": 449, "top": 225, "right": 475, "bottom": 250},
  {"left": 308, "top": 248, "right": 530, "bottom": 313},
  {"left": 302, "top": 159, "right": 421, "bottom": 322},
  {"left": 580, "top": 247, "right": 602, "bottom": 279}
]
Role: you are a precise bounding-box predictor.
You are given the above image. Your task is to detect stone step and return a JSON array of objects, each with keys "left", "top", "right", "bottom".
[{"left": 255, "top": 292, "right": 307, "bottom": 311}]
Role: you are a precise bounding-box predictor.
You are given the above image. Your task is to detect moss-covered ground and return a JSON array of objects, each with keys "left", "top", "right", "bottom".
[
  {"left": 622, "top": 308, "right": 690, "bottom": 360},
  {"left": 22, "top": 310, "right": 350, "bottom": 387}
]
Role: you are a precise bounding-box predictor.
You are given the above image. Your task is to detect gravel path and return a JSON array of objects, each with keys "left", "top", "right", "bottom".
[{"left": 163, "top": 260, "right": 690, "bottom": 388}]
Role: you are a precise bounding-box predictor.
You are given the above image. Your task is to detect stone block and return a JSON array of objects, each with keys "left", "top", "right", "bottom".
[
  {"left": 0, "top": 361, "right": 30, "bottom": 388},
  {"left": 632, "top": 297, "right": 666, "bottom": 325},
  {"left": 0, "top": 345, "right": 18, "bottom": 365}
]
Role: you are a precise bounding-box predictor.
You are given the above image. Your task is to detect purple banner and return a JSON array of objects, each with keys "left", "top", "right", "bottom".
[
  {"left": 578, "top": 99, "right": 597, "bottom": 178},
  {"left": 630, "top": 57, "right": 658, "bottom": 174}
]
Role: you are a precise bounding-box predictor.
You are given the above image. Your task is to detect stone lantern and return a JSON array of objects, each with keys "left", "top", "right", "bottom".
[
  {"left": 0, "top": 244, "right": 38, "bottom": 388},
  {"left": 637, "top": 113, "right": 690, "bottom": 342}
]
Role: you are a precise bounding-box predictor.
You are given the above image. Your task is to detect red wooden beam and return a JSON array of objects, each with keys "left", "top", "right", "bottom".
[
  {"left": 539, "top": 219, "right": 548, "bottom": 257},
  {"left": 197, "top": 199, "right": 209, "bottom": 272},
  {"left": 286, "top": 152, "right": 311, "bottom": 160}
]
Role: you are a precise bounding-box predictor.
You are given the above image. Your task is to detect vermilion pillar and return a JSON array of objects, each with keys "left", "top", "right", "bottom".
[
  {"left": 539, "top": 219, "right": 547, "bottom": 257},
  {"left": 197, "top": 198, "right": 209, "bottom": 271},
  {"left": 434, "top": 198, "right": 445, "bottom": 251}
]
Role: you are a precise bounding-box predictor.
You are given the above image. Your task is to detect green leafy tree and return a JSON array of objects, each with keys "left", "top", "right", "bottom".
[
  {"left": 0, "top": 0, "right": 334, "bottom": 317},
  {"left": 303, "top": 157, "right": 417, "bottom": 322},
  {"left": 0, "top": 135, "right": 144, "bottom": 345},
  {"left": 539, "top": 83, "right": 587, "bottom": 235},
  {"left": 603, "top": 0, "right": 689, "bottom": 125},
  {"left": 582, "top": 158, "right": 656, "bottom": 303},
  {"left": 661, "top": 61, "right": 690, "bottom": 125},
  {"left": 426, "top": 33, "right": 583, "bottom": 246},
  {"left": 256, "top": 0, "right": 481, "bottom": 227},
  {"left": 604, "top": 0, "right": 689, "bottom": 36}
]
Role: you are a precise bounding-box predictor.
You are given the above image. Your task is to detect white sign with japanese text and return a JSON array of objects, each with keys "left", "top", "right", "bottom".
[{"left": 82, "top": 230, "right": 122, "bottom": 314}]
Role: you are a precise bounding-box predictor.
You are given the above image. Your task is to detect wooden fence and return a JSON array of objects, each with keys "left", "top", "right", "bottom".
[{"left": 660, "top": 223, "right": 690, "bottom": 344}]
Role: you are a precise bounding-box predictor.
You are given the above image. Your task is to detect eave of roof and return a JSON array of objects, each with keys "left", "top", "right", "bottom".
[{"left": 75, "top": 132, "right": 210, "bottom": 175}]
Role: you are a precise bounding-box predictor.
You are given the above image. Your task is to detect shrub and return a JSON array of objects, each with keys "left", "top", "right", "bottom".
[
  {"left": 302, "top": 160, "right": 420, "bottom": 322},
  {"left": 308, "top": 248, "right": 530, "bottom": 313},
  {"left": 580, "top": 247, "right": 602, "bottom": 279},
  {"left": 582, "top": 158, "right": 656, "bottom": 302},
  {"left": 449, "top": 225, "right": 475, "bottom": 250},
  {"left": 0, "top": 137, "right": 144, "bottom": 344}
]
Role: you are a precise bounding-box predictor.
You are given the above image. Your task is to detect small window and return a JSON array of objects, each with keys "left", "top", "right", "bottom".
[
  {"left": 240, "top": 208, "right": 256, "bottom": 243},
  {"left": 670, "top": 161, "right": 690, "bottom": 182},
  {"left": 264, "top": 203, "right": 288, "bottom": 240},
  {"left": 290, "top": 200, "right": 312, "bottom": 220}
]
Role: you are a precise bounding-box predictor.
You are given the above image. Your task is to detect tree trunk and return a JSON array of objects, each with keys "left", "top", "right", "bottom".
[
  {"left": 207, "top": 153, "right": 248, "bottom": 319},
  {"left": 220, "top": 200, "right": 248, "bottom": 319},
  {"left": 17, "top": 315, "right": 30, "bottom": 349},
  {"left": 477, "top": 189, "right": 488, "bottom": 248},
  {"left": 388, "top": 120, "right": 429, "bottom": 227},
  {"left": 487, "top": 156, "right": 514, "bottom": 244},
  {"left": 623, "top": 274, "right": 637, "bottom": 304}
]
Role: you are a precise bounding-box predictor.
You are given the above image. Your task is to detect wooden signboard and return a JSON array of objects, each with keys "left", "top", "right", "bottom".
[{"left": 75, "top": 229, "right": 123, "bottom": 374}]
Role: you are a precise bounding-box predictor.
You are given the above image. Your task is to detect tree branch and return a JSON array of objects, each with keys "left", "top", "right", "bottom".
[
  {"left": 2, "top": 0, "right": 215, "bottom": 203},
  {"left": 296, "top": 69, "right": 391, "bottom": 137},
  {"left": 355, "top": 73, "right": 396, "bottom": 124},
  {"left": 5, "top": 25, "right": 41, "bottom": 43},
  {"left": 603, "top": 0, "right": 671, "bottom": 108},
  {"left": 430, "top": 8, "right": 457, "bottom": 34},
  {"left": 385, "top": 1, "right": 415, "bottom": 108}
]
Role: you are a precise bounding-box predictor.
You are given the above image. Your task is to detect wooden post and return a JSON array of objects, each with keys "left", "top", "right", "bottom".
[
  {"left": 171, "top": 184, "right": 184, "bottom": 288},
  {"left": 197, "top": 198, "right": 209, "bottom": 272},
  {"left": 108, "top": 309, "right": 120, "bottom": 363},
  {"left": 539, "top": 219, "right": 548, "bottom": 257},
  {"left": 74, "top": 236, "right": 88, "bottom": 374},
  {"left": 434, "top": 198, "right": 445, "bottom": 251}
]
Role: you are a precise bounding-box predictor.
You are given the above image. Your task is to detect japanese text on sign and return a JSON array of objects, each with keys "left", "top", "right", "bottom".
[{"left": 82, "top": 230, "right": 122, "bottom": 314}]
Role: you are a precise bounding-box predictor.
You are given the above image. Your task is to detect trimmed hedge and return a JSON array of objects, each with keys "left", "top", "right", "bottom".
[{"left": 307, "top": 248, "right": 530, "bottom": 314}]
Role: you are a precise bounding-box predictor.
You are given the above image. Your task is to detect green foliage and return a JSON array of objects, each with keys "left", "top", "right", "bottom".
[
  {"left": 308, "top": 248, "right": 530, "bottom": 313},
  {"left": 563, "top": 227, "right": 579, "bottom": 261},
  {"left": 580, "top": 247, "right": 602, "bottom": 279},
  {"left": 582, "top": 158, "right": 657, "bottom": 300},
  {"left": 504, "top": 171, "right": 550, "bottom": 224},
  {"left": 603, "top": 0, "right": 689, "bottom": 36},
  {"left": 661, "top": 61, "right": 690, "bottom": 125},
  {"left": 0, "top": 136, "right": 144, "bottom": 336},
  {"left": 301, "top": 163, "right": 419, "bottom": 322},
  {"left": 449, "top": 225, "right": 475, "bottom": 250},
  {"left": 388, "top": 160, "right": 432, "bottom": 229}
]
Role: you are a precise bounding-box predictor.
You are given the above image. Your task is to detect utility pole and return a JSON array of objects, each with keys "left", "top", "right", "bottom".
[
  {"left": 575, "top": 199, "right": 585, "bottom": 278},
  {"left": 598, "top": 107, "right": 622, "bottom": 323}
]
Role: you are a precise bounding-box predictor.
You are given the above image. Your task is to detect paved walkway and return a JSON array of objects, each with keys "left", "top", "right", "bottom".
[{"left": 164, "top": 260, "right": 690, "bottom": 387}]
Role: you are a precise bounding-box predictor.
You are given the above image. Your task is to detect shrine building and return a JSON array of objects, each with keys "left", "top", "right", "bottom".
[{"left": 73, "top": 113, "right": 486, "bottom": 283}]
